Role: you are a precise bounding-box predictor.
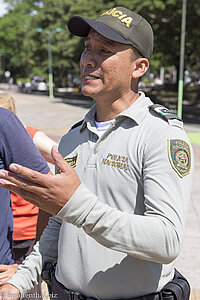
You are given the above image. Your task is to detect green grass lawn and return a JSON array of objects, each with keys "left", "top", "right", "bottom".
[{"left": 187, "top": 133, "right": 200, "bottom": 145}]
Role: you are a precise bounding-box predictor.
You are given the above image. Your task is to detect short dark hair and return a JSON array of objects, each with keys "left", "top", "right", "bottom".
[{"left": 131, "top": 47, "right": 142, "bottom": 61}]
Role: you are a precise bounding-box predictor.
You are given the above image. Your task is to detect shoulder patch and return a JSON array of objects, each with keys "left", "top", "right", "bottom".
[
  {"left": 150, "top": 104, "right": 182, "bottom": 122},
  {"left": 64, "top": 154, "right": 78, "bottom": 168},
  {"left": 57, "top": 154, "right": 78, "bottom": 173},
  {"left": 168, "top": 139, "right": 191, "bottom": 177}
]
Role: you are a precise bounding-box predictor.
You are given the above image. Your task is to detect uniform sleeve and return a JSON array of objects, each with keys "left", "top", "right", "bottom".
[
  {"left": 7, "top": 215, "right": 62, "bottom": 296},
  {"left": 56, "top": 125, "right": 194, "bottom": 264},
  {"left": 1, "top": 112, "right": 49, "bottom": 174}
]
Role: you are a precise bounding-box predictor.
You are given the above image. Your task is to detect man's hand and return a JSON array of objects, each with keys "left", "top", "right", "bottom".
[
  {"left": 0, "top": 146, "right": 81, "bottom": 215},
  {"left": 0, "top": 284, "right": 20, "bottom": 300},
  {"left": 0, "top": 265, "right": 18, "bottom": 285}
]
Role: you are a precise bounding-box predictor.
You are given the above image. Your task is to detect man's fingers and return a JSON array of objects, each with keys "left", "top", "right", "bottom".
[
  {"left": 0, "top": 179, "right": 45, "bottom": 208},
  {"left": 0, "top": 274, "right": 7, "bottom": 280},
  {"left": 0, "top": 265, "right": 7, "bottom": 272},
  {"left": 5, "top": 164, "right": 49, "bottom": 187},
  {"left": 51, "top": 145, "right": 72, "bottom": 173},
  {"left": 0, "top": 170, "right": 36, "bottom": 187},
  {"left": 0, "top": 170, "right": 45, "bottom": 195}
]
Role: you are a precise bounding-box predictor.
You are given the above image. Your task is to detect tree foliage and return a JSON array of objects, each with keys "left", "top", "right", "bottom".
[{"left": 0, "top": 0, "right": 199, "bottom": 86}]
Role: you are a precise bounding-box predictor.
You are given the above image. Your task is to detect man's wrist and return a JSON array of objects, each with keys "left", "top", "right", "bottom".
[{"left": 56, "top": 183, "right": 98, "bottom": 226}]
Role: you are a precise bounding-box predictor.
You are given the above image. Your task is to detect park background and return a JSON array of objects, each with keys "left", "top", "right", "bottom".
[
  {"left": 0, "top": 0, "right": 200, "bottom": 299},
  {"left": 0, "top": 0, "right": 200, "bottom": 107}
]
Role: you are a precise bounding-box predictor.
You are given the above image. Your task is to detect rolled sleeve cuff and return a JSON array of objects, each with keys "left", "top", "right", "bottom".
[{"left": 56, "top": 183, "right": 98, "bottom": 227}]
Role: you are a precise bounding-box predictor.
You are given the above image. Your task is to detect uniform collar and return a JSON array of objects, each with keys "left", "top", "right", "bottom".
[
  {"left": 80, "top": 92, "right": 153, "bottom": 131},
  {"left": 117, "top": 92, "right": 153, "bottom": 124}
]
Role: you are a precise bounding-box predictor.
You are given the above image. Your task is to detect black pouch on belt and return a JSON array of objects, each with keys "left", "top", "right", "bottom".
[
  {"left": 42, "top": 262, "right": 57, "bottom": 294},
  {"left": 160, "top": 269, "right": 190, "bottom": 300}
]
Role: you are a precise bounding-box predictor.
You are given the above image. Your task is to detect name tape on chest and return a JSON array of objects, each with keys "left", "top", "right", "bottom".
[
  {"left": 101, "top": 153, "right": 130, "bottom": 171},
  {"left": 150, "top": 104, "right": 182, "bottom": 122}
]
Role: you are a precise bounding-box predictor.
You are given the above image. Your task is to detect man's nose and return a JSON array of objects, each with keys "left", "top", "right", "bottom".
[{"left": 81, "top": 50, "right": 96, "bottom": 68}]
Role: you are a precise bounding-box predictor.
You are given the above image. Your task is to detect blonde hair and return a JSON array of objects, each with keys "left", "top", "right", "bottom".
[{"left": 0, "top": 92, "right": 16, "bottom": 114}]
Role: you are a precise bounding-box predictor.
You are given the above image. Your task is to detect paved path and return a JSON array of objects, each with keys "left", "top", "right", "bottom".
[
  {"left": 1, "top": 88, "right": 200, "bottom": 292},
  {"left": 11, "top": 91, "right": 89, "bottom": 142}
]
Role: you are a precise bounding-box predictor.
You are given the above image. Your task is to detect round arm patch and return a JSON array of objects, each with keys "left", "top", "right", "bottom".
[{"left": 168, "top": 139, "right": 191, "bottom": 177}]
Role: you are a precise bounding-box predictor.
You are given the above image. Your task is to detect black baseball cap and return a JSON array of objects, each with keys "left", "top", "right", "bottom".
[{"left": 68, "top": 7, "right": 154, "bottom": 60}]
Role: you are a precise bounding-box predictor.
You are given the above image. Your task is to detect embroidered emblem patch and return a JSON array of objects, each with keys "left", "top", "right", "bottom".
[
  {"left": 64, "top": 154, "right": 78, "bottom": 168},
  {"left": 168, "top": 139, "right": 191, "bottom": 177},
  {"left": 150, "top": 104, "right": 182, "bottom": 121}
]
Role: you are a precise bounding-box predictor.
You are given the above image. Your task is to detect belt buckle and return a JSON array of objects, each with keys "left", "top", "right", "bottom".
[{"left": 69, "top": 290, "right": 86, "bottom": 300}]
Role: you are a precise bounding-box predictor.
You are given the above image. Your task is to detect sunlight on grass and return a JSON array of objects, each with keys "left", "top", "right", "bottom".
[{"left": 187, "top": 133, "right": 200, "bottom": 145}]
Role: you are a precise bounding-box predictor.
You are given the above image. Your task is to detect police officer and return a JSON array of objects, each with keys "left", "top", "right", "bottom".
[{"left": 0, "top": 6, "right": 193, "bottom": 300}]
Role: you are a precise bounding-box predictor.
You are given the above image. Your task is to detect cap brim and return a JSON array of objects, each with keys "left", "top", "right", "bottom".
[{"left": 68, "top": 16, "right": 131, "bottom": 45}]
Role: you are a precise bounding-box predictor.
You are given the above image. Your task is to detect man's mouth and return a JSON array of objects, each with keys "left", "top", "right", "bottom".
[{"left": 83, "top": 75, "right": 99, "bottom": 80}]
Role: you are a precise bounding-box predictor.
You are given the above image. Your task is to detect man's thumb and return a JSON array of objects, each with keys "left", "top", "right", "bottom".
[{"left": 51, "top": 145, "right": 71, "bottom": 173}]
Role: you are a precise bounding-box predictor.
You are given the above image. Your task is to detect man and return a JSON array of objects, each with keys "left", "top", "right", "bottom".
[{"left": 0, "top": 6, "right": 193, "bottom": 300}]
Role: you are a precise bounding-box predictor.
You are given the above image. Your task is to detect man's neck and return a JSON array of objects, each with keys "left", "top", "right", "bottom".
[{"left": 95, "top": 92, "right": 140, "bottom": 122}]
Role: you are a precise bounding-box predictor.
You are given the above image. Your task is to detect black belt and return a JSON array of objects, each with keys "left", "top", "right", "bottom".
[
  {"left": 45, "top": 268, "right": 190, "bottom": 300},
  {"left": 51, "top": 275, "right": 161, "bottom": 300}
]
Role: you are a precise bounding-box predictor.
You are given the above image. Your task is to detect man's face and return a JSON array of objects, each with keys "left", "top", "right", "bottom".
[{"left": 80, "top": 29, "right": 136, "bottom": 101}]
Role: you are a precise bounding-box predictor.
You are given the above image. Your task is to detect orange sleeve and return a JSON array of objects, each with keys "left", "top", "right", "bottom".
[
  {"left": 11, "top": 125, "right": 40, "bottom": 240},
  {"left": 11, "top": 192, "right": 39, "bottom": 240},
  {"left": 26, "top": 126, "right": 39, "bottom": 139}
]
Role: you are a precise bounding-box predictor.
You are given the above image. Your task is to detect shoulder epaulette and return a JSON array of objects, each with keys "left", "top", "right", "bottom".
[
  {"left": 149, "top": 104, "right": 182, "bottom": 122},
  {"left": 70, "top": 119, "right": 84, "bottom": 131}
]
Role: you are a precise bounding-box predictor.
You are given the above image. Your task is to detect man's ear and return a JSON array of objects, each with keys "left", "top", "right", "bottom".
[{"left": 132, "top": 58, "right": 149, "bottom": 79}]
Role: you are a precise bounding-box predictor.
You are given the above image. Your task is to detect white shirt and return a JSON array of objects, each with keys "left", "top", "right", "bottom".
[{"left": 95, "top": 119, "right": 113, "bottom": 137}]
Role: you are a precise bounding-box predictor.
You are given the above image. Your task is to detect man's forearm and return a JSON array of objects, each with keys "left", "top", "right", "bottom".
[{"left": 36, "top": 209, "right": 52, "bottom": 242}]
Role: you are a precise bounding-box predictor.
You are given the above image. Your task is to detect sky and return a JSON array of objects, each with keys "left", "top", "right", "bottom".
[{"left": 0, "top": 0, "right": 8, "bottom": 17}]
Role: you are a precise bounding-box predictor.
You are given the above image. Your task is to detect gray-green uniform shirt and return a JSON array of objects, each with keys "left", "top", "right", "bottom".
[{"left": 8, "top": 92, "right": 194, "bottom": 299}]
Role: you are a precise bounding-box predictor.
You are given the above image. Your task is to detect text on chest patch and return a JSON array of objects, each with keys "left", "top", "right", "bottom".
[{"left": 101, "top": 153, "right": 129, "bottom": 171}]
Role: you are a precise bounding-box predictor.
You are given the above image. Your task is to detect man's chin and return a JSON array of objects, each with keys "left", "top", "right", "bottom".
[{"left": 81, "top": 87, "right": 96, "bottom": 98}]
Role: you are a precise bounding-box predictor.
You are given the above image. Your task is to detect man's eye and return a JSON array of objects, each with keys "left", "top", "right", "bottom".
[{"left": 100, "top": 49, "right": 111, "bottom": 54}]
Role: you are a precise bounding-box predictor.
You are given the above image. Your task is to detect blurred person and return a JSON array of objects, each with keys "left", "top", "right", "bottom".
[
  {"left": 0, "top": 93, "right": 57, "bottom": 165},
  {"left": 0, "top": 92, "right": 57, "bottom": 299},
  {"left": 0, "top": 6, "right": 194, "bottom": 300},
  {"left": 25, "top": 82, "right": 31, "bottom": 93},
  {"left": 0, "top": 103, "right": 50, "bottom": 283},
  {"left": 8, "top": 78, "right": 14, "bottom": 90}
]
